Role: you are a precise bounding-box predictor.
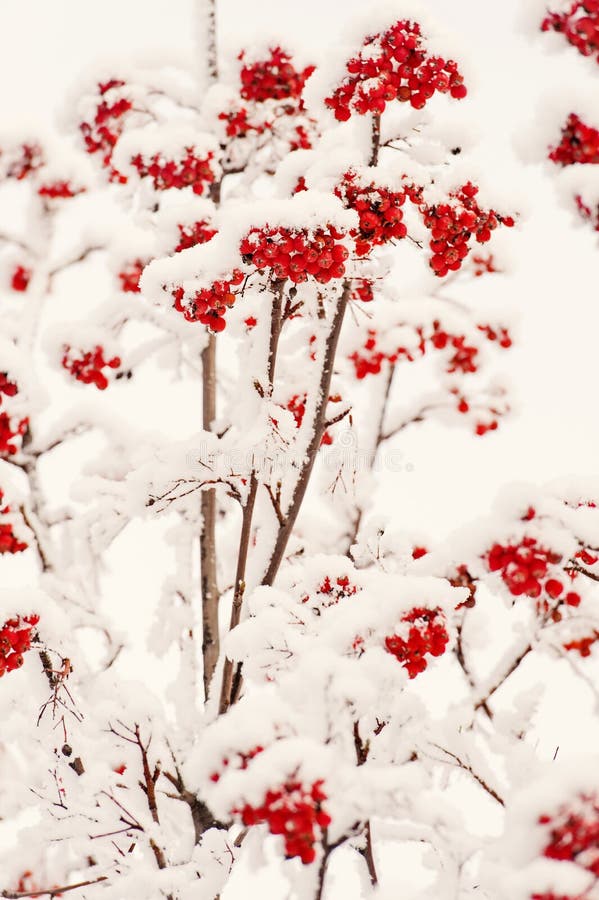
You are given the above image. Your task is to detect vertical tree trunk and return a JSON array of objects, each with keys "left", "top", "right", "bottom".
[
  {"left": 199, "top": 0, "right": 220, "bottom": 700},
  {"left": 200, "top": 335, "right": 219, "bottom": 699}
]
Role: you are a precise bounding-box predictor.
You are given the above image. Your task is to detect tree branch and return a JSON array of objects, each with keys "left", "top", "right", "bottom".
[
  {"left": 369, "top": 112, "right": 381, "bottom": 167},
  {"left": 1, "top": 877, "right": 108, "bottom": 899},
  {"left": 262, "top": 283, "right": 350, "bottom": 587},
  {"left": 200, "top": 334, "right": 220, "bottom": 701}
]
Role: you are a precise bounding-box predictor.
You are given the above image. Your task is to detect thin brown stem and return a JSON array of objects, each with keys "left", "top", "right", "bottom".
[
  {"left": 369, "top": 112, "right": 381, "bottom": 167},
  {"left": 362, "top": 821, "right": 378, "bottom": 887},
  {"left": 474, "top": 600, "right": 563, "bottom": 712},
  {"left": 218, "top": 473, "right": 258, "bottom": 715},
  {"left": 352, "top": 724, "right": 378, "bottom": 886},
  {"left": 430, "top": 744, "right": 505, "bottom": 807},
  {"left": 455, "top": 624, "right": 492, "bottom": 720},
  {"left": 1, "top": 877, "right": 108, "bottom": 899}
]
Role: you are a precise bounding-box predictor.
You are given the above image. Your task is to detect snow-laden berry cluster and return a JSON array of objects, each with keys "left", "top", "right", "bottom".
[
  {"left": 325, "top": 18, "right": 466, "bottom": 119},
  {"left": 61, "top": 345, "right": 121, "bottom": 390},
  {"left": 0, "top": 614, "right": 38, "bottom": 676},
  {"left": 542, "top": 0, "right": 599, "bottom": 63}
]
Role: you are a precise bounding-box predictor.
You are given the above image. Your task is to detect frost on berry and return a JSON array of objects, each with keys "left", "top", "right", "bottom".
[
  {"left": 62, "top": 345, "right": 121, "bottom": 390},
  {"left": 542, "top": 1, "right": 599, "bottom": 63},
  {"left": 239, "top": 224, "right": 349, "bottom": 284},
  {"left": 131, "top": 148, "right": 216, "bottom": 195},
  {"left": 234, "top": 778, "right": 330, "bottom": 864},
  {"left": 171, "top": 269, "right": 244, "bottom": 332},
  {"left": 549, "top": 113, "right": 599, "bottom": 165},
  {"left": 384, "top": 606, "right": 450, "bottom": 678},
  {"left": 325, "top": 19, "right": 467, "bottom": 121},
  {"left": 10, "top": 265, "right": 32, "bottom": 293},
  {"left": 0, "top": 614, "right": 39, "bottom": 677}
]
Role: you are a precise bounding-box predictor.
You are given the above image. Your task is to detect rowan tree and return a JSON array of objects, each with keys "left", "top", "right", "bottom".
[{"left": 1, "top": 3, "right": 597, "bottom": 900}]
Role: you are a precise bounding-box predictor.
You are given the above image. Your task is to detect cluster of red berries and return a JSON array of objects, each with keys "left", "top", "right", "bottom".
[
  {"left": 6, "top": 143, "right": 44, "bottom": 181},
  {"left": 452, "top": 390, "right": 503, "bottom": 437},
  {"left": 325, "top": 19, "right": 467, "bottom": 121},
  {"left": 549, "top": 113, "right": 599, "bottom": 165},
  {"left": 563, "top": 630, "right": 599, "bottom": 657},
  {"left": 472, "top": 254, "right": 498, "bottom": 277},
  {"left": 289, "top": 125, "right": 313, "bottom": 151},
  {"left": 478, "top": 324, "right": 513, "bottom": 348},
  {"left": 302, "top": 574, "right": 359, "bottom": 608},
  {"left": 485, "top": 538, "right": 581, "bottom": 613},
  {"left": 62, "top": 345, "right": 121, "bottom": 390},
  {"left": 172, "top": 269, "right": 244, "bottom": 331},
  {"left": 235, "top": 779, "right": 330, "bottom": 864},
  {"left": 542, "top": 1, "right": 599, "bottom": 63},
  {"left": 281, "top": 394, "right": 339, "bottom": 445},
  {"left": 0, "top": 490, "right": 27, "bottom": 554},
  {"left": 0, "top": 413, "right": 28, "bottom": 456},
  {"left": 445, "top": 335, "right": 479, "bottom": 374},
  {"left": 38, "top": 181, "right": 83, "bottom": 199},
  {"left": 118, "top": 259, "right": 145, "bottom": 293},
  {"left": 210, "top": 745, "right": 264, "bottom": 783},
  {"left": 335, "top": 172, "right": 414, "bottom": 255},
  {"left": 218, "top": 107, "right": 266, "bottom": 139},
  {"left": 0, "top": 372, "right": 18, "bottom": 404},
  {"left": 538, "top": 793, "right": 599, "bottom": 885},
  {"left": 574, "top": 193, "right": 599, "bottom": 230},
  {"left": 349, "top": 321, "right": 491, "bottom": 380},
  {"left": 130, "top": 148, "right": 216, "bottom": 195},
  {"left": 239, "top": 47, "right": 315, "bottom": 104},
  {"left": 79, "top": 80, "right": 131, "bottom": 182},
  {"left": 531, "top": 894, "right": 582, "bottom": 900},
  {"left": 0, "top": 374, "right": 27, "bottom": 456},
  {"left": 422, "top": 183, "right": 515, "bottom": 277},
  {"left": 349, "top": 331, "right": 389, "bottom": 379},
  {"left": 11, "top": 265, "right": 31, "bottom": 292},
  {"left": 239, "top": 225, "right": 349, "bottom": 284},
  {"left": 0, "top": 614, "right": 38, "bottom": 676},
  {"left": 351, "top": 279, "right": 374, "bottom": 302},
  {"left": 174, "top": 220, "right": 217, "bottom": 252},
  {"left": 385, "top": 606, "right": 450, "bottom": 678}
]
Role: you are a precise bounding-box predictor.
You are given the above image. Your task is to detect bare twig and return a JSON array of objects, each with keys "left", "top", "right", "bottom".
[
  {"left": 1, "top": 876, "right": 108, "bottom": 898},
  {"left": 429, "top": 743, "right": 505, "bottom": 807}
]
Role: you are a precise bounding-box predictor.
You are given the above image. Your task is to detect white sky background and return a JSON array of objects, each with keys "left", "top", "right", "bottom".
[{"left": 2, "top": 0, "right": 597, "bottom": 538}]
